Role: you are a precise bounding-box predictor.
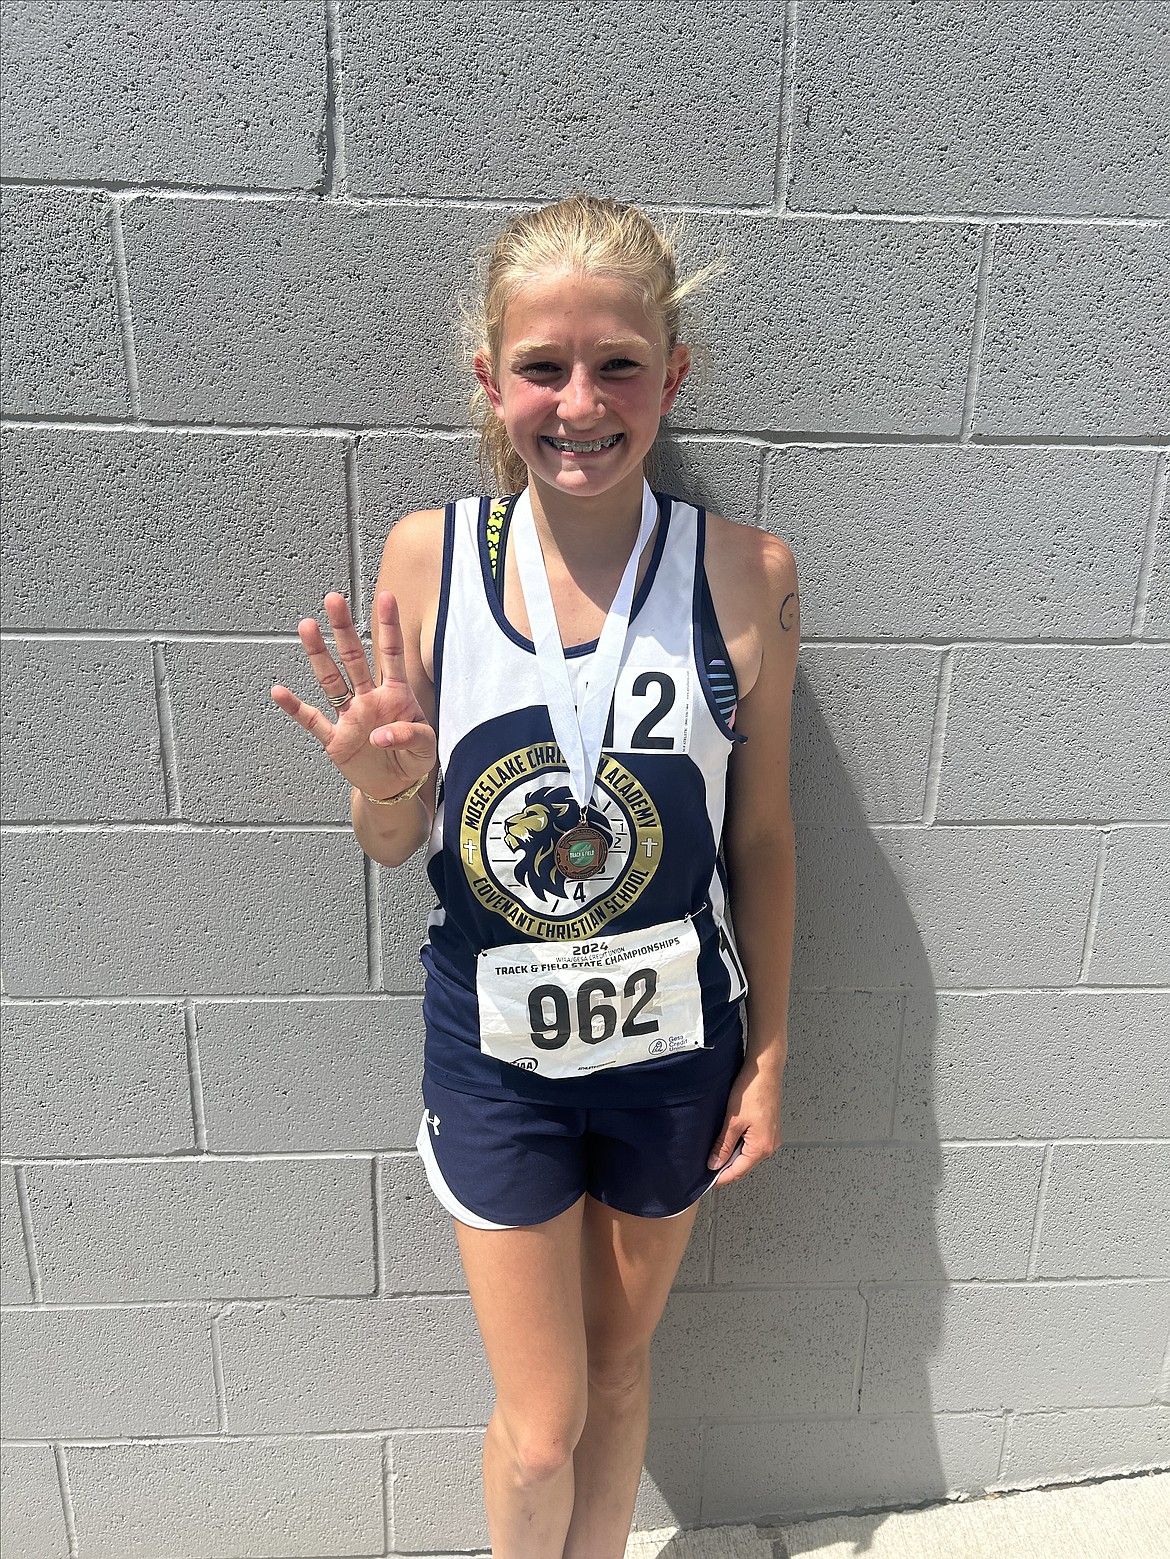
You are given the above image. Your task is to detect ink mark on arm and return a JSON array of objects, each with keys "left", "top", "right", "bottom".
[{"left": 779, "top": 592, "right": 797, "bottom": 631}]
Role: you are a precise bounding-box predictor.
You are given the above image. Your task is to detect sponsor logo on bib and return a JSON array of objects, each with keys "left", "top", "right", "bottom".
[{"left": 459, "top": 745, "right": 664, "bottom": 940}]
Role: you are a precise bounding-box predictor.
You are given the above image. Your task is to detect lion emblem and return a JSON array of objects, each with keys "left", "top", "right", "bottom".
[{"left": 502, "top": 785, "right": 614, "bottom": 903}]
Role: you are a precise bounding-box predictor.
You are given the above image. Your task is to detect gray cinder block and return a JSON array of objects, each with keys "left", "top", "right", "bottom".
[
  {"left": 714, "top": 1144, "right": 1042, "bottom": 1285},
  {"left": 25, "top": 1158, "right": 374, "bottom": 1302},
  {"left": 121, "top": 199, "right": 500, "bottom": 426},
  {"left": 0, "top": 641, "right": 165, "bottom": 821},
  {"left": 938, "top": 647, "right": 1170, "bottom": 821},
  {"left": 788, "top": 0, "right": 1170, "bottom": 217},
  {"left": 792, "top": 646, "right": 939, "bottom": 823},
  {"left": 896, "top": 990, "right": 1170, "bottom": 1140},
  {"left": 860, "top": 1282, "right": 1170, "bottom": 1413},
  {"left": 379, "top": 1154, "right": 466, "bottom": 1293},
  {"left": 378, "top": 850, "right": 437, "bottom": 993},
  {"left": 781, "top": 992, "right": 903, "bottom": 1143},
  {"left": 1144, "top": 492, "right": 1168, "bottom": 640},
  {"left": 654, "top": 440, "right": 765, "bottom": 530},
  {"left": 0, "top": 1444, "right": 68, "bottom": 1559},
  {"left": 703, "top": 1413, "right": 1003, "bottom": 1524},
  {"left": 0, "top": 428, "right": 348, "bottom": 633},
  {"left": 66, "top": 1438, "right": 382, "bottom": 1559},
  {"left": 196, "top": 997, "right": 424, "bottom": 1152},
  {"left": 1089, "top": 827, "right": 1170, "bottom": 983},
  {"left": 0, "top": 0, "right": 325, "bottom": 188},
  {"left": 0, "top": 186, "right": 126, "bottom": 416},
  {"left": 671, "top": 214, "right": 979, "bottom": 434},
  {"left": 356, "top": 433, "right": 481, "bottom": 629},
  {"left": 1001, "top": 1405, "right": 1170, "bottom": 1485},
  {"left": 0, "top": 1306, "right": 216, "bottom": 1437},
  {"left": 792, "top": 825, "right": 1098, "bottom": 989},
  {"left": 389, "top": 1429, "right": 486, "bottom": 1551},
  {"left": 218, "top": 1296, "right": 492, "bottom": 1431},
  {"left": 976, "top": 225, "right": 1170, "bottom": 437},
  {"left": 0, "top": 1001, "right": 191, "bottom": 1156},
  {"left": 341, "top": 0, "right": 786, "bottom": 203},
  {"left": 0, "top": 1170, "right": 31, "bottom": 1304},
  {"left": 651, "top": 1289, "right": 861, "bottom": 1420},
  {"left": 764, "top": 445, "right": 1151, "bottom": 640},
  {"left": 1036, "top": 1143, "right": 1170, "bottom": 1278},
  {"left": 0, "top": 831, "right": 367, "bottom": 997},
  {"left": 168, "top": 641, "right": 352, "bottom": 824}
]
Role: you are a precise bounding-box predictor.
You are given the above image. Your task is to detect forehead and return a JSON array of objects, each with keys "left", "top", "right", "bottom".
[{"left": 500, "top": 270, "right": 662, "bottom": 350}]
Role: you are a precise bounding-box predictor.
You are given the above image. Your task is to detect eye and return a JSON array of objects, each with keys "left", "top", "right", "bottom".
[
  {"left": 603, "top": 357, "right": 640, "bottom": 372},
  {"left": 517, "top": 360, "right": 561, "bottom": 377}
]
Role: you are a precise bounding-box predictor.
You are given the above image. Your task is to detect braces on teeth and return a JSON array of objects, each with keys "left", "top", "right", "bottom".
[{"left": 545, "top": 434, "right": 623, "bottom": 451}]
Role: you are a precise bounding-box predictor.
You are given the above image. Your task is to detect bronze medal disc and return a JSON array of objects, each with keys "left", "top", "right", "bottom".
[{"left": 555, "top": 824, "right": 609, "bottom": 880}]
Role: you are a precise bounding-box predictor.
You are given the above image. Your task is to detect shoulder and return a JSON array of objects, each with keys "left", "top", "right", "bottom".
[
  {"left": 379, "top": 506, "right": 447, "bottom": 566},
  {"left": 697, "top": 511, "right": 798, "bottom": 697},
  {"left": 703, "top": 510, "right": 797, "bottom": 609}
]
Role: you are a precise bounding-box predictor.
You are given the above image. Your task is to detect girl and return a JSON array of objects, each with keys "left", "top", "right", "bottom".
[{"left": 272, "top": 196, "right": 798, "bottom": 1557}]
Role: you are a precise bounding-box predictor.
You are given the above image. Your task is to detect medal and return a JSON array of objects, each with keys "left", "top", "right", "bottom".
[
  {"left": 511, "top": 480, "right": 658, "bottom": 863},
  {"left": 554, "top": 822, "right": 610, "bottom": 880}
]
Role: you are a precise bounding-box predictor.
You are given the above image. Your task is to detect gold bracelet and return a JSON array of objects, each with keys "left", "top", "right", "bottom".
[{"left": 360, "top": 771, "right": 431, "bottom": 806}]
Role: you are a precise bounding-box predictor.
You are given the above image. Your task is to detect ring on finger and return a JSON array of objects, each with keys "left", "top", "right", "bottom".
[{"left": 326, "top": 682, "right": 354, "bottom": 709}]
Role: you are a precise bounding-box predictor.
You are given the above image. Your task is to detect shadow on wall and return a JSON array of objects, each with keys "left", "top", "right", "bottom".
[{"left": 641, "top": 442, "right": 945, "bottom": 1534}]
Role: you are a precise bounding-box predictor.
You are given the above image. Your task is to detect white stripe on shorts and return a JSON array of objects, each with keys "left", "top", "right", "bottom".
[{"left": 415, "top": 1112, "right": 516, "bottom": 1231}]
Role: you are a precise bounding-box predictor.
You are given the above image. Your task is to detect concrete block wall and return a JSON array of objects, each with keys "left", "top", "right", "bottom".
[{"left": 1, "top": 0, "right": 1167, "bottom": 1552}]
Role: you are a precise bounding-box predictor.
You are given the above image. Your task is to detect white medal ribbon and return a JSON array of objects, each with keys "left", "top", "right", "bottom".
[{"left": 511, "top": 479, "right": 658, "bottom": 811}]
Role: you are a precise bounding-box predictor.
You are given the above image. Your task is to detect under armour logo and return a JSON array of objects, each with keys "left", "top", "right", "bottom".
[{"left": 425, "top": 1110, "right": 441, "bottom": 1136}]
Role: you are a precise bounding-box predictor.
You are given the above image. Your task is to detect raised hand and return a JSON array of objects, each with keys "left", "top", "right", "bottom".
[{"left": 270, "top": 590, "right": 436, "bottom": 801}]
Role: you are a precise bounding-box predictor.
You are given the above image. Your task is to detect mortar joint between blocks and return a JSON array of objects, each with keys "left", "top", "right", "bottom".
[
  {"left": 921, "top": 647, "right": 956, "bottom": 825},
  {"left": 852, "top": 1278, "right": 870, "bottom": 1414},
  {"left": 183, "top": 1000, "right": 208, "bottom": 1151},
  {"left": 960, "top": 225, "right": 997, "bottom": 444},
  {"left": 382, "top": 1433, "right": 394, "bottom": 1555},
  {"left": 1025, "top": 1143, "right": 1056, "bottom": 1280},
  {"left": 106, "top": 195, "right": 141, "bottom": 419},
  {"left": 150, "top": 641, "right": 182, "bottom": 817},
  {"left": 209, "top": 1307, "right": 230, "bottom": 1433},
  {"left": 323, "top": 0, "right": 350, "bottom": 197},
  {"left": 1132, "top": 449, "right": 1166, "bottom": 638},
  {"left": 772, "top": 0, "right": 802, "bottom": 212},
  {"left": 52, "top": 1443, "right": 80, "bottom": 1559},
  {"left": 1077, "top": 830, "right": 1111, "bottom": 984},
  {"left": 372, "top": 1155, "right": 387, "bottom": 1297},
  {"left": 14, "top": 1165, "right": 44, "bottom": 1302}
]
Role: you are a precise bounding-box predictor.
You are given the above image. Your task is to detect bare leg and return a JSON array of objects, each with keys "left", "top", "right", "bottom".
[
  {"left": 562, "top": 1196, "right": 701, "bottom": 1559},
  {"left": 453, "top": 1197, "right": 589, "bottom": 1558}
]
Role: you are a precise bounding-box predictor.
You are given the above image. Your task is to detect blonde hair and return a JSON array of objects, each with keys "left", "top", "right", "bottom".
[{"left": 465, "top": 195, "right": 717, "bottom": 494}]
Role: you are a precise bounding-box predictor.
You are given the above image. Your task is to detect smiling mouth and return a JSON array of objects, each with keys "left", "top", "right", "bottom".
[{"left": 541, "top": 433, "right": 624, "bottom": 453}]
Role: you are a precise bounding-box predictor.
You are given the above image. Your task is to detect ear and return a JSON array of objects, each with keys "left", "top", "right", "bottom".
[
  {"left": 659, "top": 344, "right": 691, "bottom": 415},
  {"left": 474, "top": 350, "right": 505, "bottom": 418}
]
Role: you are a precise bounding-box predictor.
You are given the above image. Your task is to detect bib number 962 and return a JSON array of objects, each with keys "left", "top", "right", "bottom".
[{"left": 528, "top": 969, "right": 658, "bottom": 1050}]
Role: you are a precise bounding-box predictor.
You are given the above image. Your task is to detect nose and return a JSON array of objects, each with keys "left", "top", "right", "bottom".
[{"left": 557, "top": 364, "right": 604, "bottom": 425}]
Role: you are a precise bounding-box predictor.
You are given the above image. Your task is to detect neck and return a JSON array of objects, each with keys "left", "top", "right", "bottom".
[{"left": 526, "top": 469, "right": 648, "bottom": 575}]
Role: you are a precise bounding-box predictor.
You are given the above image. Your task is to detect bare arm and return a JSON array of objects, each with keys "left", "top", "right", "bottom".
[{"left": 706, "top": 527, "right": 799, "bottom": 1182}]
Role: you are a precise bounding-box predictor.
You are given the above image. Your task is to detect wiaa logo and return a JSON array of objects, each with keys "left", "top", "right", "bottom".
[{"left": 511, "top": 1057, "right": 538, "bottom": 1070}]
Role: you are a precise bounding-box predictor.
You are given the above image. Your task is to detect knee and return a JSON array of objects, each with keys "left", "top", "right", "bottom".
[
  {"left": 493, "top": 1405, "right": 586, "bottom": 1488},
  {"left": 586, "top": 1340, "right": 651, "bottom": 1401}
]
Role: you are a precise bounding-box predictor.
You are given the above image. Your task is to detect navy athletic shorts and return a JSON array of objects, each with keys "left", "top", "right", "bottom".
[{"left": 416, "top": 1069, "right": 741, "bottom": 1228}]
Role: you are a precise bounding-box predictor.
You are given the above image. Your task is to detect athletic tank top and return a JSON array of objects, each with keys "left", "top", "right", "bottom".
[{"left": 420, "top": 491, "right": 747, "bottom": 1106}]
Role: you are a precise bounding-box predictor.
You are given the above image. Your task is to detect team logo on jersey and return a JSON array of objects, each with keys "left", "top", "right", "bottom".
[{"left": 458, "top": 744, "right": 664, "bottom": 940}]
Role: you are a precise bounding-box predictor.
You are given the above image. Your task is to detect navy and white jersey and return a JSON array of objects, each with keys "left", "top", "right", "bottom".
[{"left": 420, "top": 491, "right": 747, "bottom": 1107}]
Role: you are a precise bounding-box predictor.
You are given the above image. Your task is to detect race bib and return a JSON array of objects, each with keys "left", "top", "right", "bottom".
[{"left": 477, "top": 917, "right": 706, "bottom": 1079}]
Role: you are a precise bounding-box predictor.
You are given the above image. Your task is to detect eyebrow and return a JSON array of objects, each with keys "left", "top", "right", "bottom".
[{"left": 509, "top": 337, "right": 654, "bottom": 358}]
